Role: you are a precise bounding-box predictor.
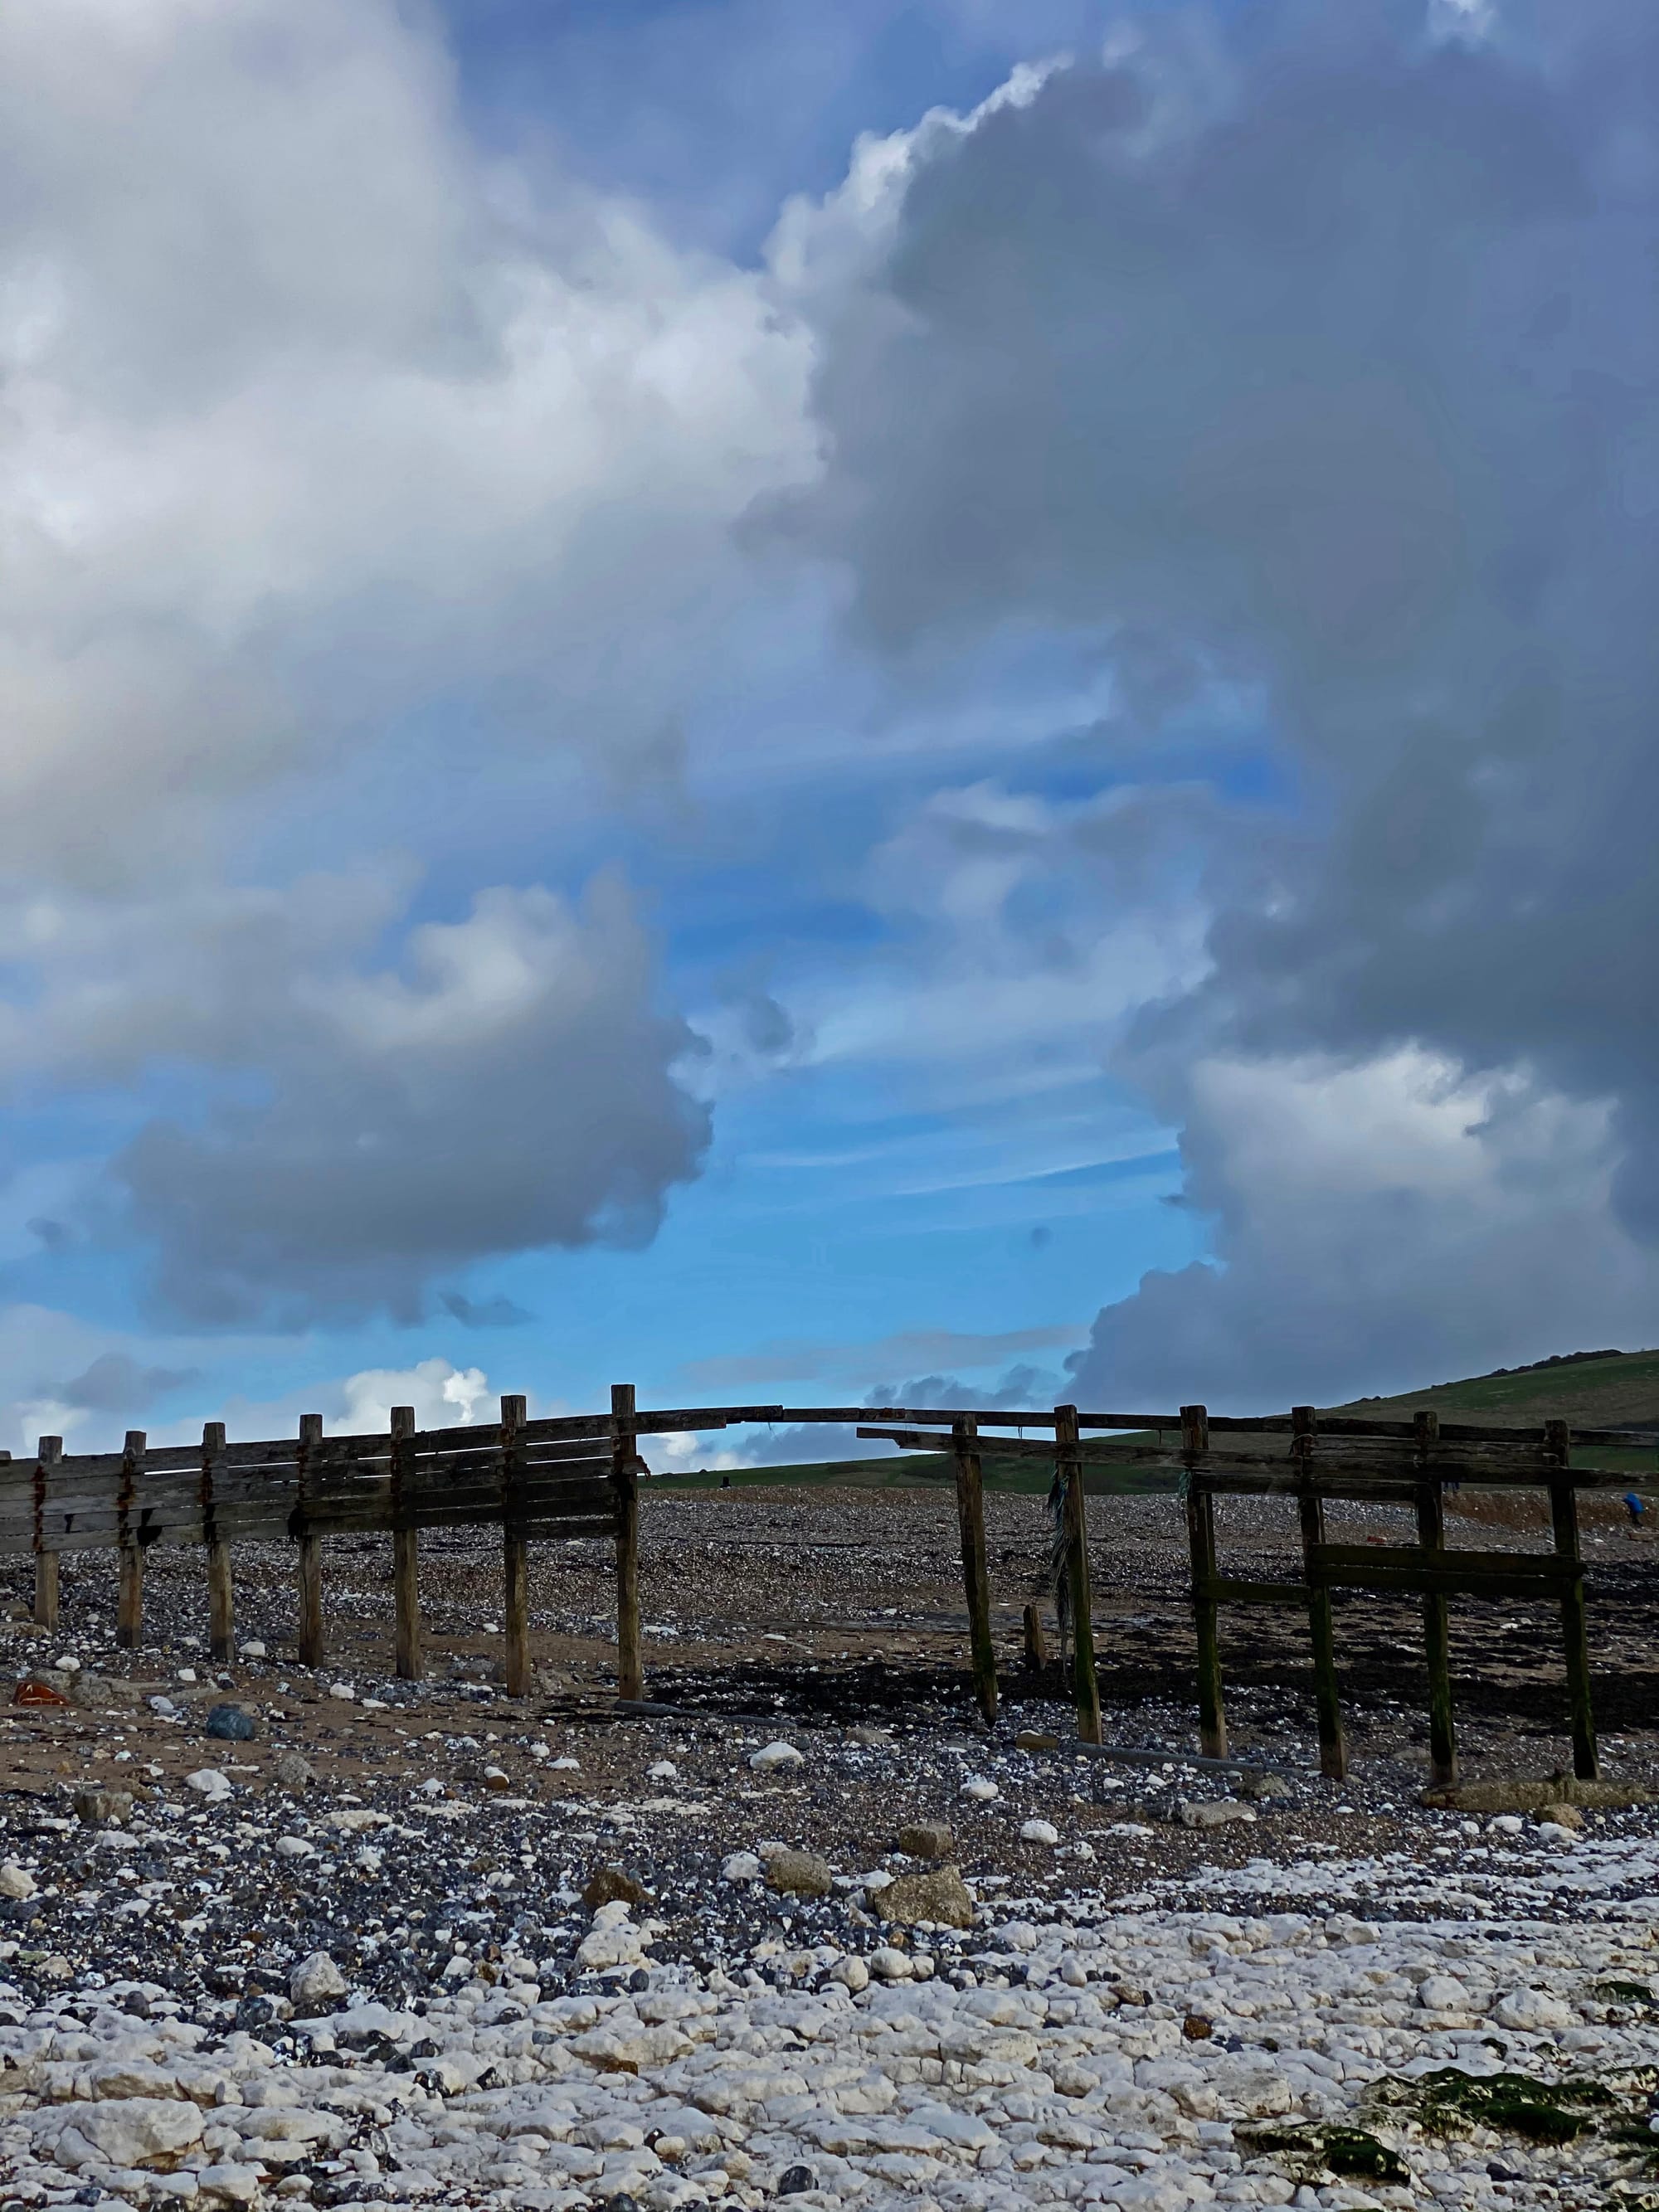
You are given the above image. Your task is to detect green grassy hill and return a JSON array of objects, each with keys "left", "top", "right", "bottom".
[
  {"left": 649, "top": 1347, "right": 1659, "bottom": 1493},
  {"left": 1334, "top": 1346, "right": 1659, "bottom": 1431}
]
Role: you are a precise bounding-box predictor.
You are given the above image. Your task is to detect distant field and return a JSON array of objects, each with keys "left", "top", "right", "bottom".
[{"left": 649, "top": 1347, "right": 1659, "bottom": 1493}]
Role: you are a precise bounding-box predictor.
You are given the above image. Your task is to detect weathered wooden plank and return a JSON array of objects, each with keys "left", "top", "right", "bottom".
[
  {"left": 1307, "top": 1561, "right": 1579, "bottom": 1597},
  {"left": 1414, "top": 1414, "right": 1457, "bottom": 1790},
  {"left": 202, "top": 1422, "right": 234, "bottom": 1664},
  {"left": 500, "top": 1396, "right": 532, "bottom": 1699},
  {"left": 1184, "top": 1405, "right": 1225, "bottom": 1760},
  {"left": 1310, "top": 1543, "right": 1574, "bottom": 1580},
  {"left": 1204, "top": 1578, "right": 1310, "bottom": 1606},
  {"left": 1549, "top": 1421, "right": 1598, "bottom": 1783},
  {"left": 294, "top": 1415, "right": 325, "bottom": 1667},
  {"left": 953, "top": 1418, "right": 997, "bottom": 1727},
  {"left": 389, "top": 1407, "right": 421, "bottom": 1682},
  {"left": 1295, "top": 1409, "right": 1347, "bottom": 1783},
  {"left": 614, "top": 1383, "right": 642, "bottom": 1702},
  {"left": 1058, "top": 1403, "right": 1100, "bottom": 1745}
]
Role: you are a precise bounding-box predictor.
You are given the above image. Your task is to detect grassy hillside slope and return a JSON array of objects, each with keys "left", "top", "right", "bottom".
[
  {"left": 650, "top": 1348, "right": 1659, "bottom": 1491},
  {"left": 1334, "top": 1347, "right": 1659, "bottom": 1431}
]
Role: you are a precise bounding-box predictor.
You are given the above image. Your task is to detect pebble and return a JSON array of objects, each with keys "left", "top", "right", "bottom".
[
  {"left": 961, "top": 1774, "right": 999, "bottom": 1800},
  {"left": 1019, "top": 1816, "right": 1061, "bottom": 1845},
  {"left": 1179, "top": 1796, "right": 1258, "bottom": 1829},
  {"left": 765, "top": 1849, "right": 834, "bottom": 1898},
  {"left": 204, "top": 1703, "right": 256, "bottom": 1741},
  {"left": 288, "top": 1950, "right": 348, "bottom": 2012},
  {"left": 185, "top": 1767, "right": 231, "bottom": 1800},
  {"left": 749, "top": 1739, "right": 804, "bottom": 1771},
  {"left": 879, "top": 1864, "right": 975, "bottom": 1929}
]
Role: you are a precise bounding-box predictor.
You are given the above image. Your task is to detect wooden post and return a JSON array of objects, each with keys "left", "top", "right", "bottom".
[
  {"left": 1183, "top": 1404, "right": 1227, "bottom": 1759},
  {"left": 116, "top": 1430, "right": 146, "bottom": 1650},
  {"left": 1055, "top": 1404, "right": 1101, "bottom": 1744},
  {"left": 1546, "top": 1417, "right": 1598, "bottom": 1781},
  {"left": 202, "top": 1422, "right": 234, "bottom": 1664},
  {"left": 500, "top": 1395, "right": 531, "bottom": 1699},
  {"left": 1293, "top": 1407, "right": 1346, "bottom": 1781},
  {"left": 295, "top": 1412, "right": 325, "bottom": 1669},
  {"left": 391, "top": 1405, "right": 423, "bottom": 1682},
  {"left": 1023, "top": 1602, "right": 1049, "bottom": 1672},
  {"left": 1414, "top": 1410, "right": 1457, "bottom": 1790},
  {"left": 612, "top": 1383, "right": 642, "bottom": 1702},
  {"left": 32, "top": 1436, "right": 61, "bottom": 1631},
  {"left": 952, "top": 1417, "right": 998, "bottom": 1726}
]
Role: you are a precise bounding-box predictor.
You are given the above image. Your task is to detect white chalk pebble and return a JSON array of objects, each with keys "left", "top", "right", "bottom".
[
  {"left": 722, "top": 1852, "right": 763, "bottom": 1883},
  {"left": 53, "top": 1655, "right": 80, "bottom": 1675},
  {"left": 647, "top": 1759, "right": 678, "bottom": 1780},
  {"left": 961, "top": 1776, "right": 999, "bottom": 1801},
  {"left": 1490, "top": 1814, "right": 1525, "bottom": 1835},
  {"left": 275, "top": 1835, "right": 314, "bottom": 1860},
  {"left": 869, "top": 1947, "right": 913, "bottom": 1981},
  {"left": 328, "top": 1681, "right": 356, "bottom": 1701},
  {"left": 750, "top": 1740, "right": 804, "bottom": 1772},
  {"left": 176, "top": 1666, "right": 197, "bottom": 1683},
  {"left": 1020, "top": 1819, "right": 1061, "bottom": 1845},
  {"left": 550, "top": 1755, "right": 580, "bottom": 1771}
]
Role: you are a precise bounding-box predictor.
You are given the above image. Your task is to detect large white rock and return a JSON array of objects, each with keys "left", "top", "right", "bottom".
[
  {"left": 186, "top": 1768, "right": 231, "bottom": 1800},
  {"left": 749, "top": 1741, "right": 804, "bottom": 1772},
  {"left": 0, "top": 1861, "right": 37, "bottom": 1899},
  {"left": 1493, "top": 1986, "right": 1575, "bottom": 2032},
  {"left": 197, "top": 2165, "right": 264, "bottom": 2206},
  {"left": 577, "top": 1898, "right": 645, "bottom": 1970},
  {"left": 1019, "top": 1819, "right": 1061, "bottom": 1845},
  {"left": 289, "top": 1951, "right": 347, "bottom": 2010},
  {"left": 1178, "top": 1799, "right": 1257, "bottom": 1830},
  {"left": 1417, "top": 1975, "right": 1471, "bottom": 2011},
  {"left": 34, "top": 2096, "right": 204, "bottom": 2171}
]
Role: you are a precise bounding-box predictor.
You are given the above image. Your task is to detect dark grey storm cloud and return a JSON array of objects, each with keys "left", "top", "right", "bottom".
[
  {"left": 55, "top": 1352, "right": 198, "bottom": 1416},
  {"left": 99, "top": 877, "right": 708, "bottom": 1328},
  {"left": 440, "top": 1291, "right": 536, "bottom": 1330},
  {"left": 782, "top": 0, "right": 1659, "bottom": 1402}
]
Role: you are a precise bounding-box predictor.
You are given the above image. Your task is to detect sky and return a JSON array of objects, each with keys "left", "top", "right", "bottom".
[{"left": 0, "top": 0, "right": 1656, "bottom": 1461}]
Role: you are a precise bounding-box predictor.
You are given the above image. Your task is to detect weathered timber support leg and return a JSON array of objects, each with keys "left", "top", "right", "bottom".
[
  {"left": 953, "top": 1417, "right": 997, "bottom": 1726},
  {"left": 1547, "top": 1419, "right": 1598, "bottom": 1781},
  {"left": 294, "top": 1412, "right": 325, "bottom": 1669},
  {"left": 612, "top": 1383, "right": 643, "bottom": 1703},
  {"left": 1055, "top": 1404, "right": 1100, "bottom": 1743},
  {"left": 201, "top": 1423, "right": 233, "bottom": 1664},
  {"left": 33, "top": 1551, "right": 59, "bottom": 1632},
  {"left": 1183, "top": 1405, "right": 1226, "bottom": 1760},
  {"left": 502, "top": 1527, "right": 531, "bottom": 1698},
  {"left": 1414, "top": 1412, "right": 1457, "bottom": 1791},
  {"left": 207, "top": 1541, "right": 235, "bottom": 1665},
  {"left": 117, "top": 1547, "right": 144, "bottom": 1650},
  {"left": 1298, "top": 1491, "right": 1346, "bottom": 1782},
  {"left": 389, "top": 1406, "right": 422, "bottom": 1681},
  {"left": 500, "top": 1395, "right": 532, "bottom": 1699},
  {"left": 32, "top": 1433, "right": 62, "bottom": 1631},
  {"left": 1023, "top": 1602, "right": 1049, "bottom": 1673},
  {"left": 296, "top": 1537, "right": 324, "bottom": 1669},
  {"left": 115, "top": 1431, "right": 147, "bottom": 1650}
]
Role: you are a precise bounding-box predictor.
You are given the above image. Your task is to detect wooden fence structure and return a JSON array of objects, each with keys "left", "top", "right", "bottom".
[
  {"left": 860, "top": 1401, "right": 1658, "bottom": 1787},
  {"left": 1, "top": 1388, "right": 1652, "bottom": 1784}
]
